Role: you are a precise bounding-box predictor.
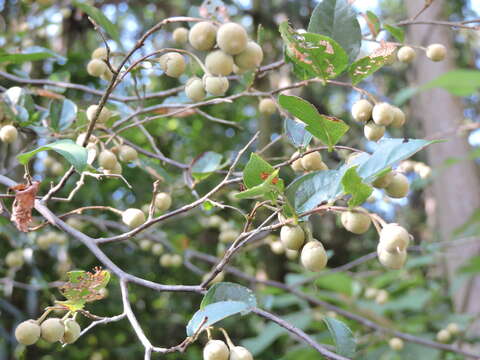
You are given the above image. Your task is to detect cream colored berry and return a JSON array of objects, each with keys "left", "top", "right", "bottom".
[
  {"left": 185, "top": 77, "right": 206, "bottom": 102},
  {"left": 188, "top": 21, "right": 217, "bottom": 51},
  {"left": 397, "top": 46, "right": 416, "bottom": 63},
  {"left": 155, "top": 192, "right": 172, "bottom": 212},
  {"left": 86, "top": 105, "right": 112, "bottom": 123},
  {"left": 122, "top": 208, "right": 146, "bottom": 228},
  {"left": 301, "top": 240, "right": 328, "bottom": 272},
  {"left": 6, "top": 250, "right": 24, "bottom": 268},
  {"left": 446, "top": 323, "right": 461, "bottom": 335},
  {"left": 372, "top": 102, "right": 394, "bottom": 126},
  {"left": 101, "top": 68, "right": 114, "bottom": 81},
  {"left": 377, "top": 243, "right": 407, "bottom": 269},
  {"left": 207, "top": 215, "right": 224, "bottom": 228},
  {"left": 87, "top": 59, "right": 108, "bottom": 77},
  {"left": 205, "top": 50, "right": 234, "bottom": 76},
  {"left": 159, "top": 52, "right": 186, "bottom": 78},
  {"left": 389, "top": 337, "right": 404, "bottom": 351},
  {"left": 98, "top": 150, "right": 118, "bottom": 170},
  {"left": 380, "top": 223, "right": 410, "bottom": 252},
  {"left": 160, "top": 254, "right": 173, "bottom": 267},
  {"left": 375, "top": 289, "right": 389, "bottom": 304},
  {"left": 151, "top": 243, "right": 164, "bottom": 255},
  {"left": 416, "top": 163, "right": 432, "bottom": 179},
  {"left": 364, "top": 287, "right": 378, "bottom": 299},
  {"left": 280, "top": 225, "right": 305, "bottom": 250},
  {"left": 216, "top": 22, "right": 248, "bottom": 55},
  {"left": 104, "top": 161, "right": 122, "bottom": 175},
  {"left": 285, "top": 249, "right": 299, "bottom": 260},
  {"left": 234, "top": 41, "right": 263, "bottom": 70},
  {"left": 351, "top": 99, "right": 373, "bottom": 123},
  {"left": 203, "top": 75, "right": 229, "bottom": 96},
  {"left": 0, "top": 125, "right": 18, "bottom": 143},
  {"left": 172, "top": 27, "right": 189, "bottom": 45},
  {"left": 229, "top": 346, "right": 253, "bottom": 360},
  {"left": 91, "top": 47, "right": 108, "bottom": 60},
  {"left": 203, "top": 339, "right": 230, "bottom": 360},
  {"left": 426, "top": 44, "right": 446, "bottom": 62},
  {"left": 270, "top": 241, "right": 285, "bottom": 254},
  {"left": 391, "top": 106, "right": 406, "bottom": 128},
  {"left": 219, "top": 229, "right": 239, "bottom": 243},
  {"left": 170, "top": 254, "right": 182, "bottom": 267},
  {"left": 436, "top": 329, "right": 451, "bottom": 343},
  {"left": 385, "top": 172, "right": 409, "bottom": 198},
  {"left": 139, "top": 239, "right": 152, "bottom": 251},
  {"left": 118, "top": 145, "right": 138, "bottom": 162},
  {"left": 15, "top": 320, "right": 41, "bottom": 345},
  {"left": 258, "top": 98, "right": 276, "bottom": 115},
  {"left": 290, "top": 152, "right": 305, "bottom": 172},
  {"left": 41, "top": 318, "right": 65, "bottom": 343},
  {"left": 340, "top": 209, "right": 371, "bottom": 234},
  {"left": 364, "top": 122, "right": 385, "bottom": 142},
  {"left": 372, "top": 171, "right": 394, "bottom": 189},
  {"left": 51, "top": 161, "right": 64, "bottom": 176},
  {"left": 62, "top": 319, "right": 81, "bottom": 344},
  {"left": 301, "top": 152, "right": 327, "bottom": 171}
]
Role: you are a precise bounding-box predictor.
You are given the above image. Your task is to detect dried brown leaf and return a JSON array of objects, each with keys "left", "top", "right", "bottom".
[{"left": 10, "top": 181, "right": 40, "bottom": 232}]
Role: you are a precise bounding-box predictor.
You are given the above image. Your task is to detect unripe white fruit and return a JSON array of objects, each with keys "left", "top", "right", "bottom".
[
  {"left": 351, "top": 99, "right": 373, "bottom": 123},
  {"left": 160, "top": 254, "right": 173, "bottom": 267},
  {"left": 416, "top": 163, "right": 432, "bottom": 179},
  {"left": 104, "top": 161, "right": 122, "bottom": 175},
  {"left": 380, "top": 223, "right": 410, "bottom": 252},
  {"left": 375, "top": 289, "right": 389, "bottom": 304},
  {"left": 229, "top": 346, "right": 253, "bottom": 360},
  {"left": 205, "top": 50, "right": 234, "bottom": 76},
  {"left": 216, "top": 22, "right": 248, "bottom": 55},
  {"left": 151, "top": 243, "right": 164, "bottom": 255},
  {"left": 159, "top": 52, "right": 186, "bottom": 78},
  {"left": 234, "top": 41, "right": 263, "bottom": 70},
  {"left": 118, "top": 145, "right": 138, "bottom": 162},
  {"left": 258, "top": 98, "right": 276, "bottom": 116},
  {"left": 188, "top": 21, "right": 217, "bottom": 51},
  {"left": 285, "top": 249, "right": 299, "bottom": 260},
  {"left": 6, "top": 250, "right": 24, "bottom": 268},
  {"left": 87, "top": 59, "right": 108, "bottom": 77},
  {"left": 0, "top": 125, "right": 18, "bottom": 143},
  {"left": 170, "top": 254, "right": 182, "bottom": 267},
  {"left": 391, "top": 106, "right": 406, "bottom": 128},
  {"left": 270, "top": 241, "right": 285, "bottom": 254},
  {"left": 139, "top": 239, "right": 152, "bottom": 251},
  {"left": 51, "top": 161, "right": 64, "bottom": 176},
  {"left": 446, "top": 323, "right": 461, "bottom": 335},
  {"left": 207, "top": 215, "right": 224, "bottom": 228},
  {"left": 122, "top": 208, "right": 146, "bottom": 228},
  {"left": 219, "top": 229, "right": 239, "bottom": 243},
  {"left": 397, "top": 46, "right": 416, "bottom": 63},
  {"left": 290, "top": 152, "right": 305, "bottom": 172},
  {"left": 364, "top": 122, "right": 385, "bottom": 142},
  {"left": 340, "top": 209, "right": 371, "bottom": 234},
  {"left": 155, "top": 192, "right": 172, "bottom": 212},
  {"left": 280, "top": 225, "right": 305, "bottom": 250},
  {"left": 185, "top": 77, "right": 206, "bottom": 102},
  {"left": 172, "top": 27, "right": 189, "bottom": 45},
  {"left": 301, "top": 152, "right": 327, "bottom": 171},
  {"left": 203, "top": 339, "right": 230, "bottom": 360},
  {"left": 86, "top": 105, "right": 112, "bottom": 123},
  {"left": 436, "top": 329, "right": 451, "bottom": 343},
  {"left": 98, "top": 150, "right": 118, "bottom": 170},
  {"left": 385, "top": 172, "right": 409, "bottom": 198},
  {"left": 389, "top": 337, "right": 404, "bottom": 351},
  {"left": 101, "top": 68, "right": 114, "bottom": 81},
  {"left": 372, "top": 171, "right": 394, "bottom": 189},
  {"left": 426, "top": 44, "right": 446, "bottom": 62},
  {"left": 41, "top": 318, "right": 65, "bottom": 343},
  {"left": 377, "top": 243, "right": 407, "bottom": 269},
  {"left": 203, "top": 75, "right": 229, "bottom": 96},
  {"left": 301, "top": 240, "right": 328, "bottom": 272},
  {"left": 364, "top": 287, "right": 378, "bottom": 299},
  {"left": 62, "top": 319, "right": 81, "bottom": 344},
  {"left": 372, "top": 102, "right": 394, "bottom": 126},
  {"left": 15, "top": 320, "right": 41, "bottom": 345},
  {"left": 91, "top": 47, "right": 108, "bottom": 60}
]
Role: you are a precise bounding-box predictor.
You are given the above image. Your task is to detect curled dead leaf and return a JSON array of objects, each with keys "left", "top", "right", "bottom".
[{"left": 10, "top": 181, "right": 40, "bottom": 232}]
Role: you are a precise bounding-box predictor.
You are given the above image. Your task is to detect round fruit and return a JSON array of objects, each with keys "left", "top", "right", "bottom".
[
  {"left": 290, "top": 152, "right": 305, "bottom": 172},
  {"left": 219, "top": 229, "right": 239, "bottom": 243},
  {"left": 118, "top": 145, "right": 138, "bottom": 162},
  {"left": 351, "top": 99, "right": 373, "bottom": 123},
  {"left": 98, "top": 150, "right": 118, "bottom": 170},
  {"left": 86, "top": 105, "right": 112, "bottom": 123},
  {"left": 280, "top": 225, "right": 305, "bottom": 250},
  {"left": 185, "top": 77, "right": 206, "bottom": 102},
  {"left": 216, "top": 22, "right": 248, "bottom": 55},
  {"left": 375, "top": 289, "right": 389, "bottom": 304},
  {"left": 258, "top": 98, "right": 276, "bottom": 116},
  {"left": 62, "top": 319, "right": 81, "bottom": 344},
  {"left": 234, "top": 41, "right": 263, "bottom": 70},
  {"left": 389, "top": 337, "right": 404, "bottom": 351},
  {"left": 159, "top": 52, "right": 186, "bottom": 78},
  {"left": 155, "top": 192, "right": 172, "bottom": 212},
  {"left": 15, "top": 320, "right": 41, "bottom": 345},
  {"left": 203, "top": 75, "right": 229, "bottom": 96},
  {"left": 205, "top": 50, "right": 234, "bottom": 76},
  {"left": 436, "top": 329, "right": 451, "bottom": 343},
  {"left": 372, "top": 102, "right": 394, "bottom": 126},
  {"left": 301, "top": 240, "right": 328, "bottom": 272},
  {"left": 385, "top": 172, "right": 409, "bottom": 198},
  {"left": 104, "top": 161, "right": 122, "bottom": 175},
  {"left": 160, "top": 254, "right": 172, "bottom": 267},
  {"left": 170, "top": 254, "right": 182, "bottom": 267},
  {"left": 416, "top": 163, "right": 432, "bottom": 179},
  {"left": 203, "top": 339, "right": 229, "bottom": 360},
  {"left": 391, "top": 106, "right": 406, "bottom": 128},
  {"left": 207, "top": 215, "right": 224, "bottom": 228},
  {"left": 91, "top": 47, "right": 108, "bottom": 60},
  {"left": 122, "top": 208, "right": 146, "bottom": 228},
  {"left": 340, "top": 209, "right": 371, "bottom": 234},
  {"left": 172, "top": 27, "right": 189, "bottom": 45},
  {"left": 397, "top": 46, "right": 416, "bottom": 63},
  {"left": 446, "top": 323, "right": 460, "bottom": 335},
  {"left": 101, "top": 68, "right": 114, "bottom": 81},
  {"left": 188, "top": 21, "right": 217, "bottom": 51},
  {"left": 87, "top": 59, "right": 108, "bottom": 77},
  {"left": 426, "top": 44, "right": 446, "bottom": 62},
  {"left": 285, "top": 249, "right": 299, "bottom": 260},
  {"left": 270, "top": 241, "right": 285, "bottom": 254},
  {"left": 40, "top": 318, "right": 65, "bottom": 343},
  {"left": 364, "top": 287, "right": 378, "bottom": 299},
  {"left": 139, "top": 239, "right": 152, "bottom": 251},
  {"left": 229, "top": 346, "right": 253, "bottom": 360},
  {"left": 6, "top": 250, "right": 24, "bottom": 268},
  {"left": 372, "top": 171, "right": 394, "bottom": 189},
  {"left": 301, "top": 152, "right": 327, "bottom": 171},
  {"left": 377, "top": 243, "right": 407, "bottom": 269},
  {"left": 0, "top": 125, "right": 18, "bottom": 143},
  {"left": 364, "top": 122, "right": 385, "bottom": 142},
  {"left": 151, "top": 243, "right": 164, "bottom": 255},
  {"left": 379, "top": 223, "right": 410, "bottom": 252}
]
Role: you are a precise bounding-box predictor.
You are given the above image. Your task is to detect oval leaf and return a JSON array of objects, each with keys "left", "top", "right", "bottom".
[
  {"left": 323, "top": 316, "right": 356, "bottom": 357},
  {"left": 73, "top": 1, "right": 120, "bottom": 43},
  {"left": 201, "top": 282, "right": 257, "bottom": 309},
  {"left": 49, "top": 99, "right": 78, "bottom": 131},
  {"left": 284, "top": 118, "right": 313, "bottom": 148}
]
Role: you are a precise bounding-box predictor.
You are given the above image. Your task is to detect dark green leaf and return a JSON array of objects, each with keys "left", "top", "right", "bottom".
[
  {"left": 421, "top": 69, "right": 480, "bottom": 96},
  {"left": 236, "top": 170, "right": 283, "bottom": 199},
  {"left": 284, "top": 118, "right": 313, "bottom": 148},
  {"left": 384, "top": 24, "right": 405, "bottom": 42},
  {"left": 348, "top": 43, "right": 396, "bottom": 85},
  {"left": 341, "top": 166, "right": 373, "bottom": 207},
  {"left": 307, "top": 0, "right": 362, "bottom": 62},
  {"left": 73, "top": 1, "right": 120, "bottom": 43},
  {"left": 191, "top": 151, "right": 223, "bottom": 181},
  {"left": 243, "top": 153, "right": 275, "bottom": 188},
  {"left": 201, "top": 282, "right": 257, "bottom": 309},
  {"left": 323, "top": 317, "right": 356, "bottom": 357},
  {"left": 49, "top": 99, "right": 78, "bottom": 131},
  {"left": 0, "top": 46, "right": 64, "bottom": 63}
]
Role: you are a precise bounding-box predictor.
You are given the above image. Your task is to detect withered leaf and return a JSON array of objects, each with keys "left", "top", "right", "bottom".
[{"left": 10, "top": 181, "right": 40, "bottom": 232}]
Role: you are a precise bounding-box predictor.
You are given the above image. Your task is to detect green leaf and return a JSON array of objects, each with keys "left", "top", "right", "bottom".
[
  {"left": 191, "top": 151, "right": 223, "bottom": 181},
  {"left": 4, "top": 87, "right": 35, "bottom": 113},
  {"left": 279, "top": 22, "right": 349, "bottom": 80},
  {"left": 323, "top": 317, "right": 356, "bottom": 357},
  {"left": 49, "top": 99, "right": 78, "bottom": 131},
  {"left": 366, "top": 11, "right": 381, "bottom": 35},
  {"left": 421, "top": 69, "right": 480, "bottom": 96},
  {"left": 73, "top": 1, "right": 120, "bottom": 43},
  {"left": 0, "top": 46, "right": 64, "bottom": 63},
  {"left": 278, "top": 94, "right": 349, "bottom": 149},
  {"left": 243, "top": 153, "right": 275, "bottom": 188},
  {"left": 384, "top": 24, "right": 405, "bottom": 42},
  {"left": 17, "top": 139, "right": 88, "bottom": 172},
  {"left": 314, "top": 272, "right": 353, "bottom": 296},
  {"left": 201, "top": 282, "right": 257, "bottom": 309},
  {"left": 284, "top": 118, "right": 313, "bottom": 148},
  {"left": 307, "top": 0, "right": 362, "bottom": 62},
  {"left": 236, "top": 170, "right": 283, "bottom": 200},
  {"left": 349, "top": 49, "right": 394, "bottom": 85},
  {"left": 186, "top": 301, "right": 250, "bottom": 337},
  {"left": 341, "top": 166, "right": 373, "bottom": 207}
]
